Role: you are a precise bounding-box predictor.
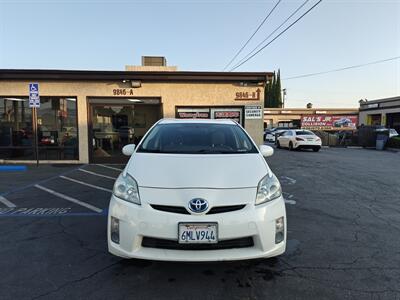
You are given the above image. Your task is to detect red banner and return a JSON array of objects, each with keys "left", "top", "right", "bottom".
[{"left": 301, "top": 115, "right": 358, "bottom": 130}]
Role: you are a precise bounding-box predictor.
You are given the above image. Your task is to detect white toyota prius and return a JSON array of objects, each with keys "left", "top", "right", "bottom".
[{"left": 108, "top": 119, "right": 286, "bottom": 261}]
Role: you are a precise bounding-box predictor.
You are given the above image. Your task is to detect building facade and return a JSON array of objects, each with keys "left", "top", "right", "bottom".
[
  {"left": 359, "top": 96, "right": 400, "bottom": 132},
  {"left": 0, "top": 69, "right": 270, "bottom": 164}
]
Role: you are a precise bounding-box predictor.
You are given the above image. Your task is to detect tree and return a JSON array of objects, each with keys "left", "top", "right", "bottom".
[
  {"left": 276, "top": 69, "right": 282, "bottom": 107},
  {"left": 264, "top": 70, "right": 283, "bottom": 108}
]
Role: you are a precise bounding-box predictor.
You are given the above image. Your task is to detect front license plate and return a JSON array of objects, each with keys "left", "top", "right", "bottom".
[{"left": 178, "top": 223, "right": 218, "bottom": 244}]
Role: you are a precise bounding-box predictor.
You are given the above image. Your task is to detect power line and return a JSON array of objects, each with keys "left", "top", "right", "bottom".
[
  {"left": 222, "top": 0, "right": 282, "bottom": 71},
  {"left": 230, "top": 0, "right": 323, "bottom": 71},
  {"left": 283, "top": 56, "right": 400, "bottom": 80},
  {"left": 232, "top": 0, "right": 311, "bottom": 69}
]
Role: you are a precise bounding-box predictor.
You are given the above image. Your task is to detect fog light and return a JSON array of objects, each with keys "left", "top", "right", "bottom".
[
  {"left": 110, "top": 217, "right": 120, "bottom": 244},
  {"left": 275, "top": 216, "right": 285, "bottom": 244}
]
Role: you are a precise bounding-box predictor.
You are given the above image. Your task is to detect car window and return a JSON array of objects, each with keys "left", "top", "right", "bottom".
[
  {"left": 137, "top": 123, "right": 258, "bottom": 154},
  {"left": 295, "top": 130, "right": 314, "bottom": 136}
]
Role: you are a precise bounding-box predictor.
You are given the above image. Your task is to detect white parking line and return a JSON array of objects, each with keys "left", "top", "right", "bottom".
[
  {"left": 78, "top": 168, "right": 117, "bottom": 180},
  {"left": 0, "top": 196, "right": 16, "bottom": 208},
  {"left": 34, "top": 184, "right": 102, "bottom": 213},
  {"left": 59, "top": 175, "right": 112, "bottom": 193},
  {"left": 96, "top": 164, "right": 124, "bottom": 171}
]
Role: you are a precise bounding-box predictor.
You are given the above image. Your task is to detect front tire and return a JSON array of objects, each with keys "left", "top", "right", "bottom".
[
  {"left": 276, "top": 141, "right": 281, "bottom": 149},
  {"left": 289, "top": 142, "right": 294, "bottom": 151}
]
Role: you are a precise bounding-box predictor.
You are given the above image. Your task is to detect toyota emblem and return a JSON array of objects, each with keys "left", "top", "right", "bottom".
[{"left": 188, "top": 198, "right": 208, "bottom": 213}]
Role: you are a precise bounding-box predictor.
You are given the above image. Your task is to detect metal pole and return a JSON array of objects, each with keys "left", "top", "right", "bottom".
[{"left": 33, "top": 107, "right": 39, "bottom": 167}]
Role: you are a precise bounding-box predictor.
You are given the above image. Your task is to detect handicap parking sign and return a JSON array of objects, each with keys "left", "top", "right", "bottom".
[{"left": 29, "top": 83, "right": 40, "bottom": 108}]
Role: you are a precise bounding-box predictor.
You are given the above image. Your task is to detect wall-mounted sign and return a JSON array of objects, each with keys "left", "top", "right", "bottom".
[
  {"left": 112, "top": 88, "right": 136, "bottom": 96},
  {"left": 176, "top": 108, "right": 210, "bottom": 119},
  {"left": 366, "top": 103, "right": 379, "bottom": 109},
  {"left": 301, "top": 115, "right": 358, "bottom": 130},
  {"left": 235, "top": 88, "right": 261, "bottom": 101},
  {"left": 212, "top": 108, "right": 242, "bottom": 124},
  {"left": 245, "top": 105, "right": 262, "bottom": 119}
]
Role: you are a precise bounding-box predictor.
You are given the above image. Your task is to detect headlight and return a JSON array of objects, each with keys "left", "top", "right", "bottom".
[
  {"left": 113, "top": 173, "right": 141, "bottom": 205},
  {"left": 255, "top": 173, "right": 282, "bottom": 205}
]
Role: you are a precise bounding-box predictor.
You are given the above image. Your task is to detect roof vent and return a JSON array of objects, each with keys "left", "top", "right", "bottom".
[{"left": 142, "top": 56, "right": 167, "bottom": 67}]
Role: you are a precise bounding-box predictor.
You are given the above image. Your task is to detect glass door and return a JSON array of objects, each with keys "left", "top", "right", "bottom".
[{"left": 90, "top": 105, "right": 135, "bottom": 163}]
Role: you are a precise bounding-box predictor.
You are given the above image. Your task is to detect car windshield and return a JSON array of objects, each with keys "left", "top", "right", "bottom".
[
  {"left": 295, "top": 130, "right": 314, "bottom": 136},
  {"left": 137, "top": 123, "right": 258, "bottom": 154}
]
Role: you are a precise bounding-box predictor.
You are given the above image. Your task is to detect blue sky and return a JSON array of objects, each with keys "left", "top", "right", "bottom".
[{"left": 0, "top": 0, "right": 399, "bottom": 108}]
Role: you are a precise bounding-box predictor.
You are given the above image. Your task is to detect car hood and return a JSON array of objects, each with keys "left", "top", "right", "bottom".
[{"left": 126, "top": 153, "right": 269, "bottom": 189}]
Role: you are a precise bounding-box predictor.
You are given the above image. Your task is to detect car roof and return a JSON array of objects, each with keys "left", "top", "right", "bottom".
[{"left": 158, "top": 118, "right": 237, "bottom": 125}]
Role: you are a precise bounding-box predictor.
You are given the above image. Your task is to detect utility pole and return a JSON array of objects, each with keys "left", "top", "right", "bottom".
[{"left": 282, "top": 89, "right": 287, "bottom": 108}]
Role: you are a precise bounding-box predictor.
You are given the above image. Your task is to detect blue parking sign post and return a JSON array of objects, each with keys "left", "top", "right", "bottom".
[
  {"left": 29, "top": 83, "right": 40, "bottom": 166},
  {"left": 29, "top": 83, "right": 40, "bottom": 108}
]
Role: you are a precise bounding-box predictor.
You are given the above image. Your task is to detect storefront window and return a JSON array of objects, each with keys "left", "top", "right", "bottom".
[
  {"left": 37, "top": 97, "right": 79, "bottom": 160},
  {"left": 0, "top": 96, "right": 78, "bottom": 160},
  {"left": 0, "top": 97, "right": 34, "bottom": 159}
]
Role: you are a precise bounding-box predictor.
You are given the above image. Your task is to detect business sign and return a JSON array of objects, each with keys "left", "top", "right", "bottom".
[
  {"left": 29, "top": 83, "right": 40, "bottom": 108},
  {"left": 213, "top": 110, "right": 241, "bottom": 124},
  {"left": 301, "top": 115, "right": 358, "bottom": 130},
  {"left": 245, "top": 105, "right": 262, "bottom": 119},
  {"left": 176, "top": 108, "right": 210, "bottom": 119}
]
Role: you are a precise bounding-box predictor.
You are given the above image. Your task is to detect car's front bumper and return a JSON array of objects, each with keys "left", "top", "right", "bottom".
[{"left": 107, "top": 195, "right": 286, "bottom": 262}]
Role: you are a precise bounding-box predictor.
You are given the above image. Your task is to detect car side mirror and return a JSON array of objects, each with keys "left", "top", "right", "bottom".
[
  {"left": 259, "top": 145, "right": 274, "bottom": 157},
  {"left": 122, "top": 144, "right": 136, "bottom": 156}
]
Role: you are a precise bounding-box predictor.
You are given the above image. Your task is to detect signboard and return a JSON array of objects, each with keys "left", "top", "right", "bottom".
[
  {"left": 235, "top": 88, "right": 261, "bottom": 101},
  {"left": 29, "top": 83, "right": 40, "bottom": 108},
  {"left": 301, "top": 115, "right": 358, "bottom": 130},
  {"left": 213, "top": 109, "right": 242, "bottom": 124},
  {"left": 177, "top": 108, "right": 210, "bottom": 119},
  {"left": 245, "top": 105, "right": 262, "bottom": 119}
]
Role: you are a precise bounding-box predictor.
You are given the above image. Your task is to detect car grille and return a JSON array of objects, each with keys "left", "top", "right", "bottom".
[
  {"left": 141, "top": 236, "right": 254, "bottom": 250},
  {"left": 150, "top": 205, "right": 190, "bottom": 215},
  {"left": 207, "top": 205, "right": 246, "bottom": 214},
  {"left": 150, "top": 204, "right": 246, "bottom": 215}
]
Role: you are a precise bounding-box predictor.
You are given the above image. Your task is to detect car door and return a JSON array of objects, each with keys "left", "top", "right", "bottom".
[
  {"left": 286, "top": 131, "right": 294, "bottom": 147},
  {"left": 279, "top": 131, "right": 289, "bottom": 147}
]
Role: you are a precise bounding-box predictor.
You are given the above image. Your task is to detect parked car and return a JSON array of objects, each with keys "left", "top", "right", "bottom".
[
  {"left": 264, "top": 127, "right": 293, "bottom": 143},
  {"left": 108, "top": 119, "right": 286, "bottom": 261},
  {"left": 277, "top": 129, "right": 322, "bottom": 152},
  {"left": 389, "top": 128, "right": 399, "bottom": 138},
  {"left": 264, "top": 129, "right": 275, "bottom": 142}
]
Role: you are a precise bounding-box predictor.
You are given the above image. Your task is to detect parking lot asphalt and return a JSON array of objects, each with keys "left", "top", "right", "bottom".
[{"left": 1, "top": 148, "right": 400, "bottom": 300}]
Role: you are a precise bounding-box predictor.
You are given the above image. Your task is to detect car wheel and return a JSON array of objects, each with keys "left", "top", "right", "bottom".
[
  {"left": 313, "top": 147, "right": 320, "bottom": 152},
  {"left": 289, "top": 142, "right": 294, "bottom": 151},
  {"left": 276, "top": 141, "right": 281, "bottom": 149}
]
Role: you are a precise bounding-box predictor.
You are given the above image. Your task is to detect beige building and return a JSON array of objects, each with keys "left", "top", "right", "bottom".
[
  {"left": 0, "top": 60, "right": 271, "bottom": 164},
  {"left": 358, "top": 96, "right": 400, "bottom": 131}
]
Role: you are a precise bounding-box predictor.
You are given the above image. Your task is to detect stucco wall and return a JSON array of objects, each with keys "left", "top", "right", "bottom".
[{"left": 0, "top": 80, "right": 264, "bottom": 163}]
